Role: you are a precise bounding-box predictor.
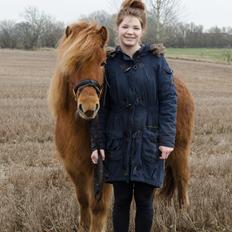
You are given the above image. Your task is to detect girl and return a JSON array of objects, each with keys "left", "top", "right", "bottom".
[{"left": 90, "top": 0, "right": 177, "bottom": 231}]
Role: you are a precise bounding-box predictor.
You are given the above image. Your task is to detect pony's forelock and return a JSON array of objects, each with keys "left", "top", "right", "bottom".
[{"left": 58, "top": 23, "right": 104, "bottom": 75}]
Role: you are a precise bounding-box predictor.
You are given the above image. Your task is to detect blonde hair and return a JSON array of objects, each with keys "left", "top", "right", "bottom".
[
  {"left": 57, "top": 22, "right": 105, "bottom": 75},
  {"left": 117, "top": 0, "right": 147, "bottom": 29}
]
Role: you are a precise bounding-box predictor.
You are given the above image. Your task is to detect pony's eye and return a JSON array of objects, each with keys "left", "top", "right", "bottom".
[{"left": 101, "top": 61, "right": 106, "bottom": 67}]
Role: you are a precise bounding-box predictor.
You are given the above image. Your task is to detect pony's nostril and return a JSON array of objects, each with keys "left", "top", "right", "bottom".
[
  {"left": 85, "top": 110, "right": 94, "bottom": 118},
  {"left": 96, "top": 104, "right": 99, "bottom": 111}
]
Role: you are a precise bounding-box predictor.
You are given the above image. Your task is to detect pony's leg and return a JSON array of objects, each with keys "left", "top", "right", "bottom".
[
  {"left": 75, "top": 184, "right": 91, "bottom": 231},
  {"left": 67, "top": 168, "right": 92, "bottom": 231},
  {"left": 90, "top": 183, "right": 112, "bottom": 232},
  {"left": 170, "top": 146, "right": 190, "bottom": 208}
]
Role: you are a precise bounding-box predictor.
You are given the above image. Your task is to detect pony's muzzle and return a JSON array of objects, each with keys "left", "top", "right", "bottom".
[{"left": 78, "top": 103, "right": 99, "bottom": 120}]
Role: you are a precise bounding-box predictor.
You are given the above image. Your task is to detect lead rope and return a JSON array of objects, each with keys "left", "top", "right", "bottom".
[
  {"left": 93, "top": 78, "right": 108, "bottom": 201},
  {"left": 93, "top": 107, "right": 104, "bottom": 201}
]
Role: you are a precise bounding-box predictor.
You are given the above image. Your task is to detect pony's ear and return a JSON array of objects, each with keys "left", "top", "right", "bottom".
[
  {"left": 98, "top": 26, "right": 108, "bottom": 47},
  {"left": 65, "top": 26, "right": 71, "bottom": 37}
]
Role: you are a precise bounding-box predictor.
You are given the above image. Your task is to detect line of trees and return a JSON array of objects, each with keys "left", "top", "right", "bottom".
[
  {"left": 160, "top": 23, "right": 232, "bottom": 48},
  {"left": 0, "top": 7, "right": 64, "bottom": 49},
  {"left": 0, "top": 5, "right": 232, "bottom": 49},
  {"left": 85, "top": 10, "right": 232, "bottom": 48}
]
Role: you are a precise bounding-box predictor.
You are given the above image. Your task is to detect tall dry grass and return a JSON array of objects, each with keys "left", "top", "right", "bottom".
[{"left": 0, "top": 49, "right": 232, "bottom": 231}]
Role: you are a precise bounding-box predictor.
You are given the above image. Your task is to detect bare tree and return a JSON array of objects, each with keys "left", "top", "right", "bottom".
[
  {"left": 0, "top": 20, "right": 17, "bottom": 48},
  {"left": 81, "top": 10, "right": 116, "bottom": 46},
  {"left": 0, "top": 7, "right": 64, "bottom": 49},
  {"left": 39, "top": 20, "right": 64, "bottom": 47},
  {"left": 18, "top": 6, "right": 50, "bottom": 49},
  {"left": 147, "top": 0, "right": 182, "bottom": 42},
  {"left": 15, "top": 21, "right": 41, "bottom": 49}
]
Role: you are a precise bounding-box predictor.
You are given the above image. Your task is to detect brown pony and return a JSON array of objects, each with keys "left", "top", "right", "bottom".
[
  {"left": 48, "top": 21, "right": 194, "bottom": 231},
  {"left": 48, "top": 22, "right": 111, "bottom": 232}
]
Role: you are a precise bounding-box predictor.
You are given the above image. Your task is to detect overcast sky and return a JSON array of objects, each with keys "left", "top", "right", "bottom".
[{"left": 0, "top": 0, "right": 231, "bottom": 29}]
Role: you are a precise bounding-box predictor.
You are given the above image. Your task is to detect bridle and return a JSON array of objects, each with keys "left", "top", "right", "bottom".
[{"left": 72, "top": 79, "right": 102, "bottom": 101}]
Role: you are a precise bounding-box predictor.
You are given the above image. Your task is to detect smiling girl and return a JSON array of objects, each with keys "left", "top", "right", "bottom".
[{"left": 90, "top": 0, "right": 177, "bottom": 231}]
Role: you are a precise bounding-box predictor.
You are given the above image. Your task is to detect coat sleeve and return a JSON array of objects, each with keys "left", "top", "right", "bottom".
[
  {"left": 157, "top": 56, "right": 177, "bottom": 148},
  {"left": 89, "top": 73, "right": 110, "bottom": 152}
]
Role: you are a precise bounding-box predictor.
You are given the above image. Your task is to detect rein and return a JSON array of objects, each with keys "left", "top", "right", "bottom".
[
  {"left": 93, "top": 149, "right": 104, "bottom": 201},
  {"left": 93, "top": 114, "right": 104, "bottom": 201}
]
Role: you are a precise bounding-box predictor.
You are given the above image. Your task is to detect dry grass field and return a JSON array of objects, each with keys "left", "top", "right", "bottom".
[{"left": 0, "top": 49, "right": 232, "bottom": 232}]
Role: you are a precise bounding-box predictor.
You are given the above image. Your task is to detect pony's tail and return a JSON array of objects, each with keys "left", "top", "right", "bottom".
[{"left": 159, "top": 165, "right": 176, "bottom": 200}]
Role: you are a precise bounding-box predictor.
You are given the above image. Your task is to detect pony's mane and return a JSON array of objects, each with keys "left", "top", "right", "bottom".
[
  {"left": 48, "top": 21, "right": 106, "bottom": 118},
  {"left": 57, "top": 22, "right": 103, "bottom": 75}
]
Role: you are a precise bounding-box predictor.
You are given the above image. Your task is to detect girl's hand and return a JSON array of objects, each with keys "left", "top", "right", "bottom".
[
  {"left": 159, "top": 146, "right": 174, "bottom": 160},
  {"left": 91, "top": 149, "right": 105, "bottom": 164}
]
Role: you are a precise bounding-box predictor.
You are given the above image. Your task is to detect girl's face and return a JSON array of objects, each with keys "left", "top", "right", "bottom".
[{"left": 118, "top": 15, "right": 143, "bottom": 48}]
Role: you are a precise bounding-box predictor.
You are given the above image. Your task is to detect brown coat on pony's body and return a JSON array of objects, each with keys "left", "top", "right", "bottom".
[
  {"left": 48, "top": 21, "right": 194, "bottom": 231},
  {"left": 161, "top": 77, "right": 195, "bottom": 207}
]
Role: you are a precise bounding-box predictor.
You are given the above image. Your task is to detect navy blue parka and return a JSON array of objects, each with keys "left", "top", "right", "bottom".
[{"left": 90, "top": 44, "right": 177, "bottom": 187}]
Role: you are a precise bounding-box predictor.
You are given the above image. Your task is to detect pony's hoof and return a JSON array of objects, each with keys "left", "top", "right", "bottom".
[
  {"left": 76, "top": 224, "right": 89, "bottom": 232},
  {"left": 72, "top": 224, "right": 78, "bottom": 232}
]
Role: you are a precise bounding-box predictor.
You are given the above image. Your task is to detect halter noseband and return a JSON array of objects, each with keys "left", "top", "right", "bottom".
[{"left": 73, "top": 79, "right": 102, "bottom": 101}]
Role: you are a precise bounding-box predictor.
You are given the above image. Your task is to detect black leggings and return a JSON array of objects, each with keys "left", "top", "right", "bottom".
[{"left": 112, "top": 182, "right": 154, "bottom": 232}]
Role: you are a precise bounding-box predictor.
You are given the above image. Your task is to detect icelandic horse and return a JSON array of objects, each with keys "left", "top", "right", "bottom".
[
  {"left": 48, "top": 22, "right": 111, "bottom": 232},
  {"left": 48, "top": 21, "right": 194, "bottom": 231}
]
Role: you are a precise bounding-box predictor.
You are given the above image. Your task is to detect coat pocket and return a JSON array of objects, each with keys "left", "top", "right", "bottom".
[
  {"left": 104, "top": 134, "right": 124, "bottom": 180},
  {"left": 106, "top": 133, "right": 124, "bottom": 161},
  {"left": 142, "top": 128, "right": 159, "bottom": 162},
  {"left": 141, "top": 129, "right": 160, "bottom": 179}
]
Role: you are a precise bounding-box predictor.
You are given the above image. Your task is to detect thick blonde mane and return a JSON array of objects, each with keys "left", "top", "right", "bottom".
[
  {"left": 58, "top": 22, "right": 103, "bottom": 75},
  {"left": 48, "top": 21, "right": 106, "bottom": 119}
]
